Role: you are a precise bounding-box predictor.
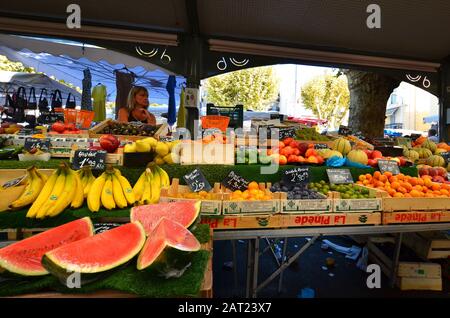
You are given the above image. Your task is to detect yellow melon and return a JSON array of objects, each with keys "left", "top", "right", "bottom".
[
  {"left": 332, "top": 138, "right": 351, "bottom": 156},
  {"left": 346, "top": 150, "right": 368, "bottom": 165}
]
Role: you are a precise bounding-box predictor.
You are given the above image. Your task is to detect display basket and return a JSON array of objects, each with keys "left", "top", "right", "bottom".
[{"left": 201, "top": 115, "right": 230, "bottom": 132}]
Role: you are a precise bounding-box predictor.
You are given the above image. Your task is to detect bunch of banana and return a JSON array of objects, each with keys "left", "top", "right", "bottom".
[
  {"left": 87, "top": 167, "right": 135, "bottom": 212},
  {"left": 9, "top": 166, "right": 47, "bottom": 209},
  {"left": 77, "top": 167, "right": 96, "bottom": 198},
  {"left": 133, "top": 164, "right": 169, "bottom": 205},
  {"left": 26, "top": 163, "right": 84, "bottom": 219}
]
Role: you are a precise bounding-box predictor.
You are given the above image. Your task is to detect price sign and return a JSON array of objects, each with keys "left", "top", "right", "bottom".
[
  {"left": 183, "top": 168, "right": 212, "bottom": 193},
  {"left": 72, "top": 150, "right": 107, "bottom": 170},
  {"left": 278, "top": 127, "right": 296, "bottom": 140},
  {"left": 283, "top": 167, "right": 309, "bottom": 185},
  {"left": 159, "top": 135, "right": 175, "bottom": 142},
  {"left": 24, "top": 138, "right": 50, "bottom": 152},
  {"left": 377, "top": 159, "right": 400, "bottom": 175},
  {"left": 221, "top": 171, "right": 249, "bottom": 192},
  {"left": 338, "top": 125, "right": 352, "bottom": 136},
  {"left": 326, "top": 168, "right": 354, "bottom": 184},
  {"left": 440, "top": 152, "right": 450, "bottom": 163},
  {"left": 314, "top": 143, "right": 329, "bottom": 149},
  {"left": 2, "top": 175, "right": 26, "bottom": 189}
]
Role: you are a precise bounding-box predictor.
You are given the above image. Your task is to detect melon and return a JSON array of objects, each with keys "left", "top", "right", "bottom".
[
  {"left": 0, "top": 218, "right": 93, "bottom": 276},
  {"left": 417, "top": 148, "right": 433, "bottom": 159},
  {"left": 427, "top": 155, "right": 445, "bottom": 167},
  {"left": 137, "top": 218, "right": 201, "bottom": 270},
  {"left": 42, "top": 222, "right": 146, "bottom": 284},
  {"left": 317, "top": 149, "right": 343, "bottom": 159},
  {"left": 346, "top": 150, "right": 368, "bottom": 165},
  {"left": 131, "top": 201, "right": 201, "bottom": 236},
  {"left": 422, "top": 139, "right": 437, "bottom": 153},
  {"left": 403, "top": 148, "right": 419, "bottom": 161},
  {"left": 332, "top": 138, "right": 351, "bottom": 155}
]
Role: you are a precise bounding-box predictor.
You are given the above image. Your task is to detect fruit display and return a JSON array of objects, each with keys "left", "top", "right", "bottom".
[
  {"left": 42, "top": 222, "right": 146, "bottom": 283},
  {"left": 9, "top": 166, "right": 47, "bottom": 209},
  {"left": 236, "top": 147, "right": 271, "bottom": 164},
  {"left": 100, "top": 121, "right": 158, "bottom": 136},
  {"left": 417, "top": 165, "right": 449, "bottom": 183},
  {"left": 228, "top": 181, "right": 273, "bottom": 200},
  {"left": 132, "top": 165, "right": 170, "bottom": 206},
  {"left": 309, "top": 181, "right": 374, "bottom": 199},
  {"left": 357, "top": 171, "right": 450, "bottom": 198},
  {"left": 48, "top": 121, "right": 81, "bottom": 135},
  {"left": 332, "top": 137, "right": 352, "bottom": 155},
  {"left": 87, "top": 167, "right": 136, "bottom": 212},
  {"left": 269, "top": 138, "right": 325, "bottom": 165},
  {"left": 0, "top": 218, "right": 93, "bottom": 276},
  {"left": 294, "top": 127, "right": 333, "bottom": 141},
  {"left": 0, "top": 122, "right": 22, "bottom": 134},
  {"left": 270, "top": 181, "right": 326, "bottom": 200},
  {"left": 131, "top": 201, "right": 201, "bottom": 236},
  {"left": 346, "top": 149, "right": 369, "bottom": 165},
  {"left": 137, "top": 217, "right": 201, "bottom": 270},
  {"left": 26, "top": 163, "right": 84, "bottom": 219},
  {"left": 124, "top": 138, "right": 181, "bottom": 165},
  {"left": 0, "top": 145, "right": 23, "bottom": 159}
]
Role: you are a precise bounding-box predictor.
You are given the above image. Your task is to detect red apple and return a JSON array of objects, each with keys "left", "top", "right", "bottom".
[
  {"left": 99, "top": 134, "right": 120, "bottom": 153},
  {"left": 298, "top": 143, "right": 309, "bottom": 156},
  {"left": 368, "top": 159, "right": 378, "bottom": 167},
  {"left": 364, "top": 149, "right": 373, "bottom": 159},
  {"left": 371, "top": 150, "right": 383, "bottom": 159},
  {"left": 289, "top": 141, "right": 300, "bottom": 149},
  {"left": 283, "top": 137, "right": 294, "bottom": 146}
]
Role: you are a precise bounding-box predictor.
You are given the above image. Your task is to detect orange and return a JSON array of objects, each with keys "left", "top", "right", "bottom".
[
  {"left": 431, "top": 183, "right": 441, "bottom": 191},
  {"left": 365, "top": 174, "right": 372, "bottom": 180},
  {"left": 393, "top": 192, "right": 404, "bottom": 197},
  {"left": 397, "top": 186, "right": 407, "bottom": 194},
  {"left": 440, "top": 189, "right": 449, "bottom": 196},
  {"left": 373, "top": 171, "right": 381, "bottom": 180},
  {"left": 402, "top": 182, "right": 413, "bottom": 192},
  {"left": 363, "top": 180, "right": 370, "bottom": 185},
  {"left": 379, "top": 175, "right": 387, "bottom": 182},
  {"left": 413, "top": 185, "right": 423, "bottom": 192},
  {"left": 409, "top": 178, "right": 418, "bottom": 186},
  {"left": 389, "top": 176, "right": 398, "bottom": 183},
  {"left": 410, "top": 190, "right": 421, "bottom": 197},
  {"left": 425, "top": 193, "right": 435, "bottom": 198},
  {"left": 388, "top": 189, "right": 397, "bottom": 197},
  {"left": 417, "top": 178, "right": 425, "bottom": 186},
  {"left": 403, "top": 193, "right": 412, "bottom": 198},
  {"left": 242, "top": 190, "right": 250, "bottom": 199},
  {"left": 356, "top": 181, "right": 363, "bottom": 185},
  {"left": 248, "top": 181, "right": 259, "bottom": 191},
  {"left": 433, "top": 190, "right": 441, "bottom": 195},
  {"left": 359, "top": 175, "right": 366, "bottom": 182},
  {"left": 383, "top": 171, "right": 393, "bottom": 178},
  {"left": 391, "top": 182, "right": 400, "bottom": 190}
]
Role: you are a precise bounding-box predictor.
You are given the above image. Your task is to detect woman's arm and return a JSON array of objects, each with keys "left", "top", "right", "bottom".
[
  {"left": 117, "top": 108, "right": 129, "bottom": 123},
  {"left": 146, "top": 111, "right": 156, "bottom": 126}
]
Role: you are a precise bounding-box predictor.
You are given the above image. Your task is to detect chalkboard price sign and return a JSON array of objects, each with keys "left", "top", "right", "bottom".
[
  {"left": 377, "top": 159, "right": 400, "bottom": 175},
  {"left": 440, "top": 152, "right": 450, "bottom": 163},
  {"left": 338, "top": 125, "right": 352, "bottom": 136},
  {"left": 159, "top": 135, "right": 175, "bottom": 142},
  {"left": 278, "top": 127, "right": 296, "bottom": 140},
  {"left": 283, "top": 167, "right": 309, "bottom": 185},
  {"left": 326, "top": 168, "right": 354, "bottom": 184},
  {"left": 2, "top": 175, "right": 26, "bottom": 189},
  {"left": 221, "top": 171, "right": 249, "bottom": 192},
  {"left": 72, "top": 150, "right": 107, "bottom": 170},
  {"left": 183, "top": 168, "right": 212, "bottom": 193},
  {"left": 314, "top": 143, "right": 329, "bottom": 149},
  {"left": 24, "top": 138, "right": 50, "bottom": 152}
]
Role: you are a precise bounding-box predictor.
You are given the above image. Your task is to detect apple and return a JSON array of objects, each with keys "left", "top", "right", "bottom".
[
  {"left": 364, "top": 149, "right": 373, "bottom": 158},
  {"left": 99, "top": 134, "right": 120, "bottom": 153},
  {"left": 372, "top": 150, "right": 383, "bottom": 159}
]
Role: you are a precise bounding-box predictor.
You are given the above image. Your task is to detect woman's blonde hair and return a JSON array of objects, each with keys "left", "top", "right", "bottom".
[{"left": 126, "top": 86, "right": 148, "bottom": 111}]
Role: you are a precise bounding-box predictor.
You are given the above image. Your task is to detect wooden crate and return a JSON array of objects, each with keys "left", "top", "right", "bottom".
[
  {"left": 159, "top": 178, "right": 223, "bottom": 216},
  {"left": 401, "top": 231, "right": 450, "bottom": 259},
  {"left": 382, "top": 196, "right": 450, "bottom": 212},
  {"left": 88, "top": 119, "right": 168, "bottom": 141},
  {"left": 397, "top": 262, "right": 442, "bottom": 291},
  {"left": 332, "top": 185, "right": 383, "bottom": 213},
  {"left": 221, "top": 183, "right": 281, "bottom": 215},
  {"left": 281, "top": 212, "right": 381, "bottom": 227},
  {"left": 179, "top": 142, "right": 235, "bottom": 165},
  {"left": 0, "top": 169, "right": 54, "bottom": 213},
  {"left": 278, "top": 191, "right": 333, "bottom": 214},
  {"left": 201, "top": 214, "right": 282, "bottom": 229},
  {"left": 383, "top": 211, "right": 450, "bottom": 224}
]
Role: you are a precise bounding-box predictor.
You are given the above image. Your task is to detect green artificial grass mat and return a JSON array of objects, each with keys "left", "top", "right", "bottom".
[{"left": 0, "top": 224, "right": 211, "bottom": 297}]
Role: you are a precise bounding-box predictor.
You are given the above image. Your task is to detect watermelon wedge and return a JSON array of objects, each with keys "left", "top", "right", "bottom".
[
  {"left": 137, "top": 217, "right": 201, "bottom": 270},
  {"left": 0, "top": 217, "right": 94, "bottom": 276},
  {"left": 131, "top": 201, "right": 201, "bottom": 236},
  {"left": 42, "top": 222, "right": 146, "bottom": 283}
]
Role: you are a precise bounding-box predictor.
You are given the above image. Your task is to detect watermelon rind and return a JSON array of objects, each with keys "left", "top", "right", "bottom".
[
  {"left": 42, "top": 222, "right": 146, "bottom": 282},
  {"left": 0, "top": 217, "right": 94, "bottom": 277},
  {"left": 43, "top": 222, "right": 146, "bottom": 276}
]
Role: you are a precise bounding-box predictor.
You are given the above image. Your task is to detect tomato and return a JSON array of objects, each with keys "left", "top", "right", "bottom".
[{"left": 51, "top": 121, "right": 66, "bottom": 133}]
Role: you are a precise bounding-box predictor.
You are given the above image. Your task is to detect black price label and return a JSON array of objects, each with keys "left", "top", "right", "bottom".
[
  {"left": 314, "top": 143, "right": 329, "bottom": 149},
  {"left": 377, "top": 159, "right": 400, "bottom": 175},
  {"left": 203, "top": 128, "right": 223, "bottom": 137},
  {"left": 326, "top": 168, "right": 354, "bottom": 184},
  {"left": 338, "top": 125, "right": 352, "bottom": 136},
  {"left": 283, "top": 167, "right": 309, "bottom": 185},
  {"left": 37, "top": 112, "right": 64, "bottom": 124},
  {"left": 2, "top": 175, "right": 26, "bottom": 189},
  {"left": 440, "top": 152, "right": 450, "bottom": 163},
  {"left": 183, "top": 168, "right": 212, "bottom": 193},
  {"left": 24, "top": 138, "right": 50, "bottom": 152},
  {"left": 278, "top": 127, "right": 296, "bottom": 140},
  {"left": 72, "top": 150, "right": 107, "bottom": 170},
  {"left": 221, "top": 171, "right": 249, "bottom": 192},
  {"left": 159, "top": 135, "right": 175, "bottom": 142}
]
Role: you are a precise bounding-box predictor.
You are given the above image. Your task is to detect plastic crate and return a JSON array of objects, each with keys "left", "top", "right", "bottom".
[{"left": 206, "top": 103, "right": 243, "bottom": 129}]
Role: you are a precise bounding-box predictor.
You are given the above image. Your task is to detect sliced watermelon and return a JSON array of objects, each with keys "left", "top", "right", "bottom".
[
  {"left": 130, "top": 201, "right": 201, "bottom": 236},
  {"left": 0, "top": 217, "right": 94, "bottom": 276},
  {"left": 42, "top": 222, "right": 146, "bottom": 282},
  {"left": 137, "top": 217, "right": 201, "bottom": 270}
]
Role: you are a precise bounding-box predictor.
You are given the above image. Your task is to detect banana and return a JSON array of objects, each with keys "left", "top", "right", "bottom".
[
  {"left": 10, "top": 167, "right": 44, "bottom": 209},
  {"left": 149, "top": 168, "right": 161, "bottom": 204},
  {"left": 27, "top": 168, "right": 60, "bottom": 218},
  {"left": 133, "top": 171, "right": 147, "bottom": 201},
  {"left": 84, "top": 175, "right": 96, "bottom": 198},
  {"left": 112, "top": 168, "right": 135, "bottom": 205},
  {"left": 156, "top": 165, "right": 170, "bottom": 188},
  {"left": 34, "top": 168, "right": 48, "bottom": 184},
  {"left": 71, "top": 170, "right": 84, "bottom": 209},
  {"left": 36, "top": 169, "right": 66, "bottom": 219},
  {"left": 101, "top": 174, "right": 116, "bottom": 210},
  {"left": 47, "top": 169, "right": 77, "bottom": 217},
  {"left": 112, "top": 174, "right": 127, "bottom": 209},
  {"left": 139, "top": 170, "right": 152, "bottom": 205},
  {"left": 87, "top": 173, "right": 106, "bottom": 212}
]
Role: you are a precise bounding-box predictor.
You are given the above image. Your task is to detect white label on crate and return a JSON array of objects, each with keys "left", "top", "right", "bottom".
[
  {"left": 223, "top": 200, "right": 278, "bottom": 214},
  {"left": 336, "top": 199, "right": 381, "bottom": 211},
  {"left": 283, "top": 199, "right": 330, "bottom": 212}
]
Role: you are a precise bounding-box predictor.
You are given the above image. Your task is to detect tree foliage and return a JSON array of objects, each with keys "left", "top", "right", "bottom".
[
  {"left": 300, "top": 73, "right": 350, "bottom": 130},
  {"left": 203, "top": 66, "right": 279, "bottom": 111},
  {"left": 0, "top": 55, "right": 34, "bottom": 73}
]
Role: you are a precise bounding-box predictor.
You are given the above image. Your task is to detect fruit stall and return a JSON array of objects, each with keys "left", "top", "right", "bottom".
[{"left": 0, "top": 118, "right": 450, "bottom": 297}]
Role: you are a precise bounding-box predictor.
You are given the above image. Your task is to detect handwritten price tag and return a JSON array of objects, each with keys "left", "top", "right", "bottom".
[
  {"left": 221, "top": 171, "right": 249, "bottom": 192},
  {"left": 326, "top": 168, "right": 354, "bottom": 184},
  {"left": 72, "top": 150, "right": 107, "bottom": 170},
  {"left": 283, "top": 167, "right": 309, "bottom": 185},
  {"left": 183, "top": 168, "right": 211, "bottom": 193}
]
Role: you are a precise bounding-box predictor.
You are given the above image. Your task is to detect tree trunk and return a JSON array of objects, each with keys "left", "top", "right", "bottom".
[{"left": 343, "top": 70, "right": 400, "bottom": 138}]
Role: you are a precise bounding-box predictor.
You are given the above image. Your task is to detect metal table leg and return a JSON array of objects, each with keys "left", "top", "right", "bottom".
[
  {"left": 278, "top": 237, "right": 288, "bottom": 293},
  {"left": 390, "top": 233, "right": 403, "bottom": 288},
  {"left": 245, "top": 239, "right": 254, "bottom": 298},
  {"left": 251, "top": 238, "right": 260, "bottom": 298},
  {"left": 231, "top": 240, "right": 238, "bottom": 295}
]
